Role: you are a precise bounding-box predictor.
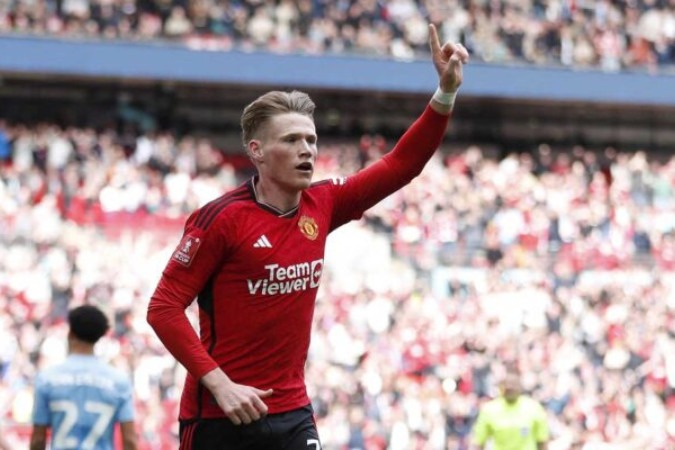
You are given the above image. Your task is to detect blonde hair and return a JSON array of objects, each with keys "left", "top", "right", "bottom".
[{"left": 240, "top": 90, "right": 316, "bottom": 147}]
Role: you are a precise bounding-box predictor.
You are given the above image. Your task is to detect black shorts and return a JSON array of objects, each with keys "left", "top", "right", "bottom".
[{"left": 178, "top": 404, "right": 321, "bottom": 450}]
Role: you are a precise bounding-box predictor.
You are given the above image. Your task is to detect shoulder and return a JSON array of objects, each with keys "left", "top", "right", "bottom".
[
  {"left": 516, "top": 396, "right": 536, "bottom": 406},
  {"left": 188, "top": 183, "right": 253, "bottom": 231},
  {"left": 304, "top": 176, "right": 349, "bottom": 200},
  {"left": 101, "top": 362, "right": 130, "bottom": 380},
  {"left": 34, "top": 362, "right": 65, "bottom": 382},
  {"left": 481, "top": 398, "right": 505, "bottom": 415},
  {"left": 521, "top": 396, "right": 546, "bottom": 413},
  {"left": 103, "top": 365, "right": 133, "bottom": 389},
  {"left": 33, "top": 369, "right": 49, "bottom": 387},
  {"left": 310, "top": 176, "right": 348, "bottom": 189},
  {"left": 33, "top": 362, "right": 71, "bottom": 392}
]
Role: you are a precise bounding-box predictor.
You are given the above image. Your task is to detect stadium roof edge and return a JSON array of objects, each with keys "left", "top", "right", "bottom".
[{"left": 1, "top": 35, "right": 675, "bottom": 106}]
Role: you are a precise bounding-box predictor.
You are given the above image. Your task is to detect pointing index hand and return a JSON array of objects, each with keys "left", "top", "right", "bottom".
[{"left": 428, "top": 23, "right": 469, "bottom": 93}]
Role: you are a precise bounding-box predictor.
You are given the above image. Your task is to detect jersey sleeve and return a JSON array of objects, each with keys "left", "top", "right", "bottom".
[
  {"left": 115, "top": 375, "right": 135, "bottom": 423},
  {"left": 329, "top": 105, "right": 449, "bottom": 230},
  {"left": 531, "top": 400, "right": 550, "bottom": 443},
  {"left": 471, "top": 404, "right": 492, "bottom": 446},
  {"left": 31, "top": 373, "right": 51, "bottom": 426},
  {"left": 147, "top": 209, "right": 232, "bottom": 379}
]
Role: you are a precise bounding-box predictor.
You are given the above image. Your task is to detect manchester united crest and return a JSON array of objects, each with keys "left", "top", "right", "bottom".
[{"left": 298, "top": 215, "right": 319, "bottom": 240}]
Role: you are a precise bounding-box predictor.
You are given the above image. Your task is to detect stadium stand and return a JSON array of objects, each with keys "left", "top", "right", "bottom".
[
  {"left": 1, "top": 0, "right": 674, "bottom": 72},
  {"left": 1, "top": 122, "right": 675, "bottom": 448},
  {"left": 2, "top": 1, "right": 675, "bottom": 449}
]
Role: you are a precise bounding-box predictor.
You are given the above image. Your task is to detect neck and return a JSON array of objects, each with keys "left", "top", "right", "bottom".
[
  {"left": 69, "top": 340, "right": 95, "bottom": 356},
  {"left": 254, "top": 177, "right": 301, "bottom": 213}
]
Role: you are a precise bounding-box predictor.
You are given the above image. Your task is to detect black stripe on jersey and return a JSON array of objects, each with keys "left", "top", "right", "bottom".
[
  {"left": 197, "top": 278, "right": 216, "bottom": 318},
  {"left": 194, "top": 186, "right": 250, "bottom": 230},
  {"left": 196, "top": 277, "right": 217, "bottom": 420}
]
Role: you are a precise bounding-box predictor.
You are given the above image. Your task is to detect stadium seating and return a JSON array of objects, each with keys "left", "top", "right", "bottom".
[
  {"left": 1, "top": 121, "right": 675, "bottom": 448},
  {"left": 0, "top": 0, "right": 674, "bottom": 71},
  {"left": 2, "top": 1, "right": 675, "bottom": 448}
]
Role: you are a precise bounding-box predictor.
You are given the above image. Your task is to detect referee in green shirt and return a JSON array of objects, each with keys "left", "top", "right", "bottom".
[{"left": 472, "top": 372, "right": 549, "bottom": 450}]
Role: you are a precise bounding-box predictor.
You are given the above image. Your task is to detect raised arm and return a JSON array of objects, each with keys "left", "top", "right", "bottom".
[{"left": 329, "top": 24, "right": 469, "bottom": 229}]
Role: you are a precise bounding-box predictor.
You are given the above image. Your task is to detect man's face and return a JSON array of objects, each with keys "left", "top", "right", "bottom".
[
  {"left": 502, "top": 375, "right": 522, "bottom": 403},
  {"left": 250, "top": 112, "right": 317, "bottom": 193}
]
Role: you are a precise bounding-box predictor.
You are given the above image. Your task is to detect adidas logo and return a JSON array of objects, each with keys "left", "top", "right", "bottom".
[{"left": 253, "top": 235, "right": 273, "bottom": 248}]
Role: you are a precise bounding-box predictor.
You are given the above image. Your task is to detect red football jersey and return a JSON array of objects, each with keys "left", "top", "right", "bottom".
[{"left": 147, "top": 105, "right": 450, "bottom": 419}]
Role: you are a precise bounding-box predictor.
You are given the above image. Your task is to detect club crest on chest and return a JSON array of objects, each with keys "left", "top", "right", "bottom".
[{"left": 298, "top": 215, "right": 319, "bottom": 240}]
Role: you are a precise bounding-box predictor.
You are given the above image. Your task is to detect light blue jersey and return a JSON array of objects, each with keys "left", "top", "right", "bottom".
[{"left": 32, "top": 355, "right": 135, "bottom": 450}]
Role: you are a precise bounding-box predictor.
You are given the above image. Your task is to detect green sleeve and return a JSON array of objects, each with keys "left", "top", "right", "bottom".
[
  {"left": 532, "top": 402, "right": 550, "bottom": 442},
  {"left": 472, "top": 408, "right": 491, "bottom": 445}
]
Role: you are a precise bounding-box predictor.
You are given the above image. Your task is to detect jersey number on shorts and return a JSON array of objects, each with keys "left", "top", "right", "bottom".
[
  {"left": 50, "top": 400, "right": 115, "bottom": 449},
  {"left": 307, "top": 439, "right": 321, "bottom": 449}
]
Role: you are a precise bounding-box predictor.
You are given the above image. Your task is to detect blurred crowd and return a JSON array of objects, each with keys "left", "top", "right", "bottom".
[
  {"left": 1, "top": 118, "right": 675, "bottom": 449},
  {"left": 1, "top": 0, "right": 675, "bottom": 72}
]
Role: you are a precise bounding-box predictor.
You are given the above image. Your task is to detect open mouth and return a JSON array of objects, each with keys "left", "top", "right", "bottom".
[{"left": 295, "top": 162, "right": 313, "bottom": 172}]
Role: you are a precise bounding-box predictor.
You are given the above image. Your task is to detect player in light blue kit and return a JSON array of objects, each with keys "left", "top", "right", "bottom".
[{"left": 30, "top": 305, "right": 138, "bottom": 450}]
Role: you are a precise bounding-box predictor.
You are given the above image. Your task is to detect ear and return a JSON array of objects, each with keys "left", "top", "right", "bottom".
[{"left": 248, "top": 139, "right": 264, "bottom": 163}]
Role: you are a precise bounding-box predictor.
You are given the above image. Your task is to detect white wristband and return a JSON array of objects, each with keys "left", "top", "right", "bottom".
[{"left": 432, "top": 87, "right": 457, "bottom": 108}]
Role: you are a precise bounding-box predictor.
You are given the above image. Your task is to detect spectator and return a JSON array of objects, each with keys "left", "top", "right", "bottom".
[
  {"left": 1, "top": 0, "right": 675, "bottom": 71},
  {"left": 2, "top": 116, "right": 675, "bottom": 447}
]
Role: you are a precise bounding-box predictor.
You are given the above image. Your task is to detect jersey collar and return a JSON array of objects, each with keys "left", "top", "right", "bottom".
[{"left": 248, "top": 177, "right": 299, "bottom": 218}]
